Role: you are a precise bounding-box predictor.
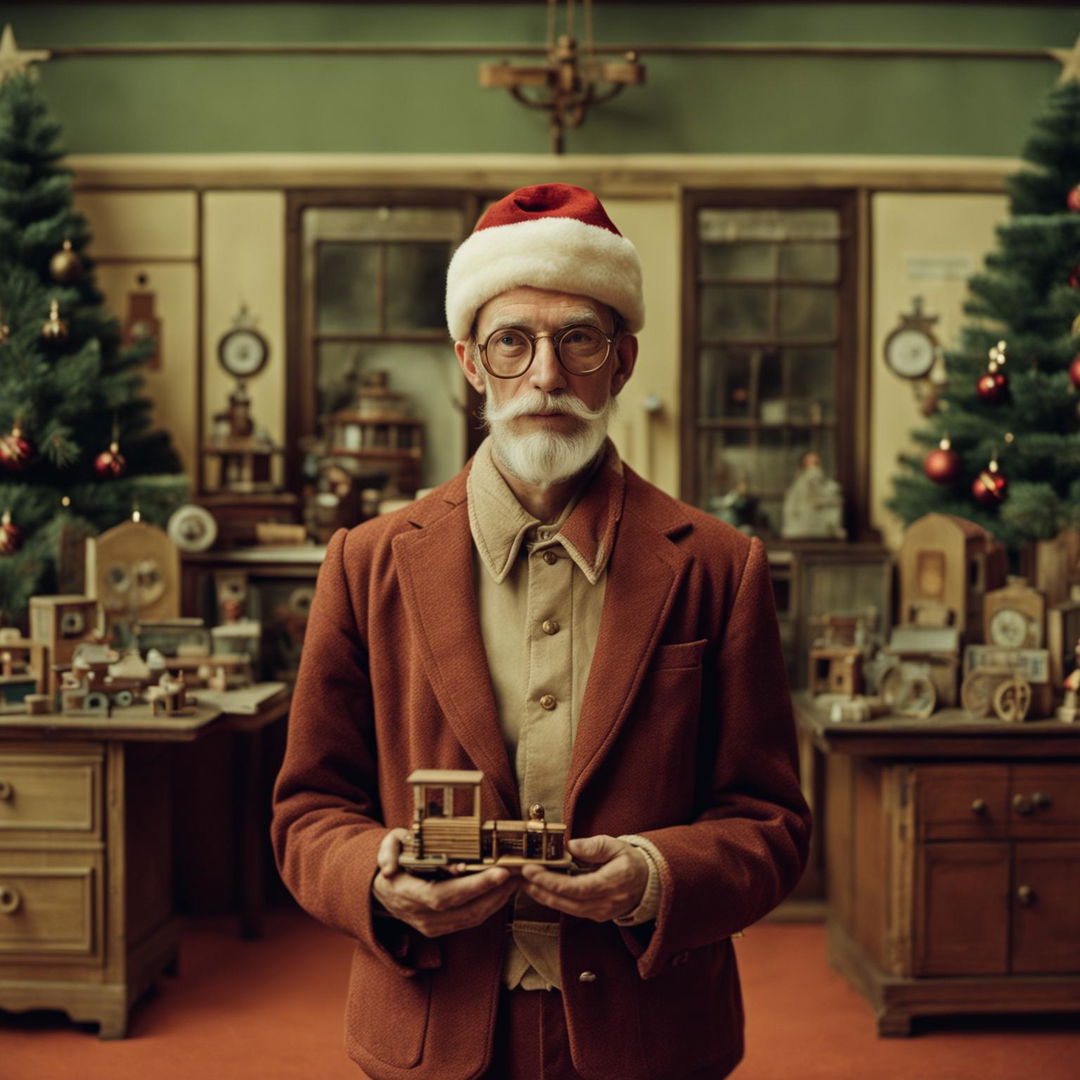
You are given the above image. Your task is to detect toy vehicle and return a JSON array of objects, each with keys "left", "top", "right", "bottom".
[{"left": 399, "top": 769, "right": 574, "bottom": 876}]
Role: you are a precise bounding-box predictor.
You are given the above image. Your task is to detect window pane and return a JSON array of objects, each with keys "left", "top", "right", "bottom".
[
  {"left": 700, "top": 207, "right": 839, "bottom": 243},
  {"left": 700, "top": 285, "right": 773, "bottom": 340},
  {"left": 317, "top": 341, "right": 464, "bottom": 490},
  {"left": 385, "top": 242, "right": 454, "bottom": 332},
  {"left": 699, "top": 347, "right": 754, "bottom": 419},
  {"left": 778, "top": 287, "right": 835, "bottom": 341},
  {"left": 698, "top": 429, "right": 753, "bottom": 511},
  {"left": 787, "top": 347, "right": 835, "bottom": 420},
  {"left": 758, "top": 349, "right": 784, "bottom": 421},
  {"left": 316, "top": 243, "right": 379, "bottom": 334},
  {"left": 779, "top": 243, "right": 838, "bottom": 282},
  {"left": 700, "top": 242, "right": 775, "bottom": 281},
  {"left": 307, "top": 206, "right": 463, "bottom": 242}
]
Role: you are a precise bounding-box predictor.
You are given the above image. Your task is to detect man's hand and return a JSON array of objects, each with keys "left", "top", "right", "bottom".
[
  {"left": 520, "top": 834, "right": 649, "bottom": 922},
  {"left": 373, "top": 828, "right": 518, "bottom": 938}
]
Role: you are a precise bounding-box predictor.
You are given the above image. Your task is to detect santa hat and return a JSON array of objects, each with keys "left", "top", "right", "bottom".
[{"left": 445, "top": 183, "right": 644, "bottom": 341}]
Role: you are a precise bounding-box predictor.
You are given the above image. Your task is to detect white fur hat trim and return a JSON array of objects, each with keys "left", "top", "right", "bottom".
[{"left": 445, "top": 215, "right": 644, "bottom": 341}]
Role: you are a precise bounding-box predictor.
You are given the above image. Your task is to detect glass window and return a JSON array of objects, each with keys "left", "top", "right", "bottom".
[
  {"left": 684, "top": 194, "right": 854, "bottom": 539},
  {"left": 298, "top": 200, "right": 470, "bottom": 516}
]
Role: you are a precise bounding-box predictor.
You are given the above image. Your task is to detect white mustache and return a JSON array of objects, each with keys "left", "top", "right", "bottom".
[{"left": 482, "top": 391, "right": 606, "bottom": 424}]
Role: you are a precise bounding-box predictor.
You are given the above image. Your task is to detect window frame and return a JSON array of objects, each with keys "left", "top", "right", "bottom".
[{"left": 679, "top": 187, "right": 865, "bottom": 539}]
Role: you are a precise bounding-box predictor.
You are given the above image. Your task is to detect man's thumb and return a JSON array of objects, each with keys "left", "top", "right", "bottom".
[{"left": 567, "top": 834, "right": 617, "bottom": 863}]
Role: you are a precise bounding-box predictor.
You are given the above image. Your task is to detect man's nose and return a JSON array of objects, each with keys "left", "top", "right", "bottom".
[{"left": 528, "top": 336, "right": 567, "bottom": 392}]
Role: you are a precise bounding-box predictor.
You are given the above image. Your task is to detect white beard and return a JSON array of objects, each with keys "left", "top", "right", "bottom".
[{"left": 481, "top": 386, "right": 617, "bottom": 488}]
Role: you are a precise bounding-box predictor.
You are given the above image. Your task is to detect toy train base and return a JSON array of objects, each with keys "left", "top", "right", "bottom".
[{"left": 400, "top": 769, "right": 577, "bottom": 877}]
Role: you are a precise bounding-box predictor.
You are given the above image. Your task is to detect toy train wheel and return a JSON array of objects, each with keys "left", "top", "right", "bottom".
[
  {"left": 113, "top": 689, "right": 134, "bottom": 707},
  {"left": 85, "top": 691, "right": 110, "bottom": 711}
]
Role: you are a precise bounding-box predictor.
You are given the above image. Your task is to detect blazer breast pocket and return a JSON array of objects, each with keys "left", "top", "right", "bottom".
[{"left": 650, "top": 638, "right": 708, "bottom": 671}]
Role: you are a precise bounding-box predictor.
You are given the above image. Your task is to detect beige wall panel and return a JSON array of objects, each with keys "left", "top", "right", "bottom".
[
  {"left": 202, "top": 192, "right": 286, "bottom": 477},
  {"left": 602, "top": 198, "right": 680, "bottom": 498},
  {"left": 93, "top": 263, "right": 198, "bottom": 475},
  {"left": 75, "top": 192, "right": 197, "bottom": 259},
  {"left": 871, "top": 192, "right": 1008, "bottom": 550}
]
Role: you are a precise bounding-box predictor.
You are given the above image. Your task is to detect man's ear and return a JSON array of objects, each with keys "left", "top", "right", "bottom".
[
  {"left": 456, "top": 339, "right": 486, "bottom": 395},
  {"left": 610, "top": 333, "right": 638, "bottom": 397}
]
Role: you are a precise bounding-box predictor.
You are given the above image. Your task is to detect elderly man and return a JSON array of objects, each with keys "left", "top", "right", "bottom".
[{"left": 272, "top": 184, "right": 810, "bottom": 1080}]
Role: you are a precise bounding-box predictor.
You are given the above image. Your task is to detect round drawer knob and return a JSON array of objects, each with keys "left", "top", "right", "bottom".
[
  {"left": 1031, "top": 791, "right": 1052, "bottom": 810},
  {"left": 1016, "top": 884, "right": 1036, "bottom": 907},
  {"left": 1012, "top": 793, "right": 1034, "bottom": 816},
  {"left": 578, "top": 970, "right": 598, "bottom": 983},
  {"left": 0, "top": 886, "right": 21, "bottom": 915},
  {"left": 970, "top": 798, "right": 987, "bottom": 815},
  {"left": 0, "top": 780, "right": 12, "bottom": 801}
]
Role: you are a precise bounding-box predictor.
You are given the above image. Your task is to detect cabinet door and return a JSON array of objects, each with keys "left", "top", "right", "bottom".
[
  {"left": 915, "top": 842, "right": 1010, "bottom": 976},
  {"left": 1012, "top": 841, "right": 1080, "bottom": 974}
]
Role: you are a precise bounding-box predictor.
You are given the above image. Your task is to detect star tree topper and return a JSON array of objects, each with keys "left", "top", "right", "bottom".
[
  {"left": 0, "top": 25, "right": 50, "bottom": 85},
  {"left": 1049, "top": 31, "right": 1080, "bottom": 85}
]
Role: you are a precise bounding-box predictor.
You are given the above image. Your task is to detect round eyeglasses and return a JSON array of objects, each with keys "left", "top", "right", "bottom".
[{"left": 477, "top": 324, "right": 615, "bottom": 379}]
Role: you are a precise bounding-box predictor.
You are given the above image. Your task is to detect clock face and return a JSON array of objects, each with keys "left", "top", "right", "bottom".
[
  {"left": 218, "top": 328, "right": 269, "bottom": 378},
  {"left": 989, "top": 607, "right": 1029, "bottom": 648},
  {"left": 885, "top": 327, "right": 936, "bottom": 379}
]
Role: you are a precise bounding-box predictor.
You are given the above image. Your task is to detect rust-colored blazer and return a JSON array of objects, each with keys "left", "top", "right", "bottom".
[{"left": 271, "top": 459, "right": 810, "bottom": 1080}]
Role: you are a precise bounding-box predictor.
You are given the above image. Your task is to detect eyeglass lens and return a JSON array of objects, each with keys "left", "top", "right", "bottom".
[{"left": 483, "top": 325, "right": 610, "bottom": 377}]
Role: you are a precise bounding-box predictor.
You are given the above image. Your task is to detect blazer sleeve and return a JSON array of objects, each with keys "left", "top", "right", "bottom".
[
  {"left": 270, "top": 527, "right": 438, "bottom": 976},
  {"left": 626, "top": 535, "right": 812, "bottom": 978}
]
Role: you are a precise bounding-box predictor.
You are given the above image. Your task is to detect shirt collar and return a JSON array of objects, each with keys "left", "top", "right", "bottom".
[{"left": 467, "top": 437, "right": 625, "bottom": 586}]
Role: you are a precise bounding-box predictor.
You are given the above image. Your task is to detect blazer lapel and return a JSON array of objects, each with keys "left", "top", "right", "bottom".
[
  {"left": 565, "top": 501, "right": 691, "bottom": 822},
  {"left": 393, "top": 494, "right": 519, "bottom": 819}
]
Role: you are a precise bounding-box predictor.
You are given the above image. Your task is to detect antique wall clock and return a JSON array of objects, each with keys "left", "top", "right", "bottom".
[{"left": 983, "top": 576, "right": 1046, "bottom": 649}]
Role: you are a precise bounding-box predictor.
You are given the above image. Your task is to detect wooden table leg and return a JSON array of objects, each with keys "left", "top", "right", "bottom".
[{"left": 235, "top": 725, "right": 264, "bottom": 939}]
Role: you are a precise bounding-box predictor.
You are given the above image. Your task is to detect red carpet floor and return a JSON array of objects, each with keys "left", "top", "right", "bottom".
[{"left": 0, "top": 907, "right": 1077, "bottom": 1080}]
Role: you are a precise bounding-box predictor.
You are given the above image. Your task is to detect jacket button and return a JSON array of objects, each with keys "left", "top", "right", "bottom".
[
  {"left": 542, "top": 550, "right": 559, "bottom": 565},
  {"left": 578, "top": 970, "right": 598, "bottom": 983},
  {"left": 539, "top": 694, "right": 557, "bottom": 711},
  {"left": 541, "top": 619, "right": 560, "bottom": 635}
]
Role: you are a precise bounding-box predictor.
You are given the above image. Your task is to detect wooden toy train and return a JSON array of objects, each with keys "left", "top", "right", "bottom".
[{"left": 399, "top": 769, "right": 574, "bottom": 876}]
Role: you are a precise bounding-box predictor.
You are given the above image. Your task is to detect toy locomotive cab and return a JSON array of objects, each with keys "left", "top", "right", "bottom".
[{"left": 399, "top": 769, "right": 574, "bottom": 876}]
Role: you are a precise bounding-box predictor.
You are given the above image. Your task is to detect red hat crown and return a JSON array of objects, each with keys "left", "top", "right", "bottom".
[{"left": 474, "top": 184, "right": 623, "bottom": 237}]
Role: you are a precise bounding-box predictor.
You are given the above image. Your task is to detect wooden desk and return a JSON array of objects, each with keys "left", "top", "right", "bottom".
[
  {"left": 797, "top": 696, "right": 1080, "bottom": 1035},
  {"left": 0, "top": 704, "right": 221, "bottom": 1038}
]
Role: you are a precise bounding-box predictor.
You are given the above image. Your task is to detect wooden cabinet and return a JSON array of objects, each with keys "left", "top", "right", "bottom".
[
  {"left": 0, "top": 707, "right": 219, "bottom": 1037},
  {"left": 798, "top": 698, "right": 1080, "bottom": 1035}
]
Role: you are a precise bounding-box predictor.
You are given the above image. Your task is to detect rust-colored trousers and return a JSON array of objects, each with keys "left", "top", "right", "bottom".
[{"left": 486, "top": 988, "right": 583, "bottom": 1079}]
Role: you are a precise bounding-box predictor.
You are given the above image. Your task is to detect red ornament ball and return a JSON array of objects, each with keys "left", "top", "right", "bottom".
[
  {"left": 924, "top": 443, "right": 962, "bottom": 485},
  {"left": 1071, "top": 265, "right": 1080, "bottom": 289},
  {"left": 972, "top": 468, "right": 1008, "bottom": 506},
  {"left": 94, "top": 442, "right": 126, "bottom": 479},
  {"left": 1070, "top": 355, "right": 1080, "bottom": 389},
  {"left": 0, "top": 517, "right": 22, "bottom": 556},
  {"left": 0, "top": 427, "right": 32, "bottom": 471},
  {"left": 1069, "top": 184, "right": 1080, "bottom": 213},
  {"left": 976, "top": 370, "right": 1008, "bottom": 403}
]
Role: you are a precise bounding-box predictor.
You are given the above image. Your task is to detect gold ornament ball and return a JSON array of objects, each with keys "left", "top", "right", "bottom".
[
  {"left": 49, "top": 240, "right": 83, "bottom": 284},
  {"left": 41, "top": 300, "right": 69, "bottom": 343}
]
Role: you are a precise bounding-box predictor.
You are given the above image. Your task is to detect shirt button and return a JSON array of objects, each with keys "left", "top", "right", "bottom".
[
  {"left": 542, "top": 550, "right": 558, "bottom": 565},
  {"left": 578, "top": 971, "right": 598, "bottom": 983},
  {"left": 539, "top": 694, "right": 557, "bottom": 711},
  {"left": 541, "top": 619, "right": 560, "bottom": 636}
]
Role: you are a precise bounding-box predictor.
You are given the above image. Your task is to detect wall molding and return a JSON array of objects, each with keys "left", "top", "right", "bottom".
[{"left": 70, "top": 153, "right": 1018, "bottom": 194}]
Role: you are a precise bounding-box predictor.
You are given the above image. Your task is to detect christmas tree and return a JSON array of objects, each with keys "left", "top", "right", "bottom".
[
  {"left": 0, "top": 46, "right": 186, "bottom": 625},
  {"left": 888, "top": 73, "right": 1080, "bottom": 554}
]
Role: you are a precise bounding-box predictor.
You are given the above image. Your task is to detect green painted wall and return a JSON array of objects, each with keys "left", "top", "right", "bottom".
[{"left": 5, "top": 3, "right": 1078, "bottom": 156}]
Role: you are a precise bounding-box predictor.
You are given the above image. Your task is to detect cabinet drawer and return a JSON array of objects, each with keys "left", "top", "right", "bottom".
[
  {"left": 1009, "top": 766, "right": 1080, "bottom": 838},
  {"left": 0, "top": 754, "right": 101, "bottom": 837},
  {"left": 915, "top": 765, "right": 1009, "bottom": 840},
  {"left": 0, "top": 852, "right": 101, "bottom": 958}
]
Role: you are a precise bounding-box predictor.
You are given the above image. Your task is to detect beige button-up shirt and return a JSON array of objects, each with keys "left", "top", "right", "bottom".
[{"left": 467, "top": 437, "right": 662, "bottom": 991}]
